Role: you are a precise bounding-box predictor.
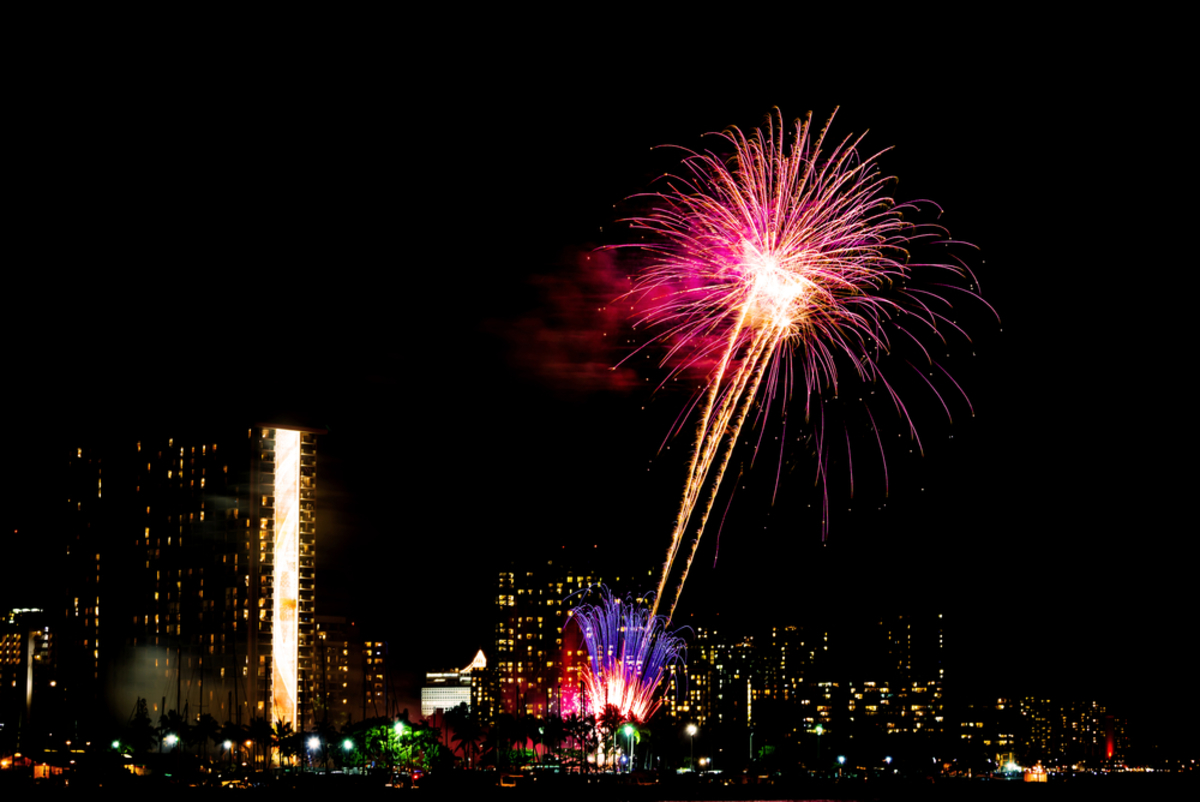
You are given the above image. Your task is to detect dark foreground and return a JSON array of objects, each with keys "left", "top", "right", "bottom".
[{"left": 3, "top": 768, "right": 1197, "bottom": 800}]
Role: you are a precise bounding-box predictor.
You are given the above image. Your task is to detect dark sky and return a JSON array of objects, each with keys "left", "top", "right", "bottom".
[{"left": 4, "top": 25, "right": 1190, "bottom": 748}]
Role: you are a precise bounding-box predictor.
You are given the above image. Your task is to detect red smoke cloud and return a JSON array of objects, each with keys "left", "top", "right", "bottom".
[{"left": 490, "top": 247, "right": 642, "bottom": 396}]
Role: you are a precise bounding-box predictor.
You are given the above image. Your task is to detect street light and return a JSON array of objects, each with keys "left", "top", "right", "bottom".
[
  {"left": 686, "top": 724, "right": 697, "bottom": 772},
  {"left": 307, "top": 737, "right": 320, "bottom": 771},
  {"left": 624, "top": 724, "right": 635, "bottom": 774},
  {"left": 394, "top": 722, "right": 411, "bottom": 772}
]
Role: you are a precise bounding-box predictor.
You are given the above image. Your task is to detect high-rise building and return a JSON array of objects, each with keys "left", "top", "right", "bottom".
[
  {"left": 679, "top": 622, "right": 826, "bottom": 733},
  {"left": 879, "top": 612, "right": 945, "bottom": 735},
  {"left": 954, "top": 697, "right": 1020, "bottom": 762},
  {"left": 361, "top": 638, "right": 402, "bottom": 719},
  {"left": 687, "top": 628, "right": 759, "bottom": 730},
  {"left": 0, "top": 608, "right": 58, "bottom": 743},
  {"left": 1017, "top": 697, "right": 1118, "bottom": 766},
  {"left": 489, "top": 561, "right": 658, "bottom": 724},
  {"left": 312, "top": 615, "right": 361, "bottom": 729},
  {"left": 61, "top": 425, "right": 322, "bottom": 729},
  {"left": 491, "top": 560, "right": 599, "bottom": 723}
]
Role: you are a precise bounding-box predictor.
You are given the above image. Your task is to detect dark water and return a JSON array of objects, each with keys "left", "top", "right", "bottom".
[{"left": 2, "top": 771, "right": 1194, "bottom": 798}]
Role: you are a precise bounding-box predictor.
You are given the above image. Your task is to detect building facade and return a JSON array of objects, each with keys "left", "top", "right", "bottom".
[
  {"left": 0, "top": 608, "right": 58, "bottom": 745},
  {"left": 312, "top": 615, "right": 362, "bottom": 729},
  {"left": 489, "top": 561, "right": 659, "bottom": 724},
  {"left": 491, "top": 561, "right": 598, "bottom": 723},
  {"left": 61, "top": 425, "right": 322, "bottom": 729},
  {"left": 1017, "top": 697, "right": 1124, "bottom": 766},
  {"left": 421, "top": 650, "right": 487, "bottom": 718}
]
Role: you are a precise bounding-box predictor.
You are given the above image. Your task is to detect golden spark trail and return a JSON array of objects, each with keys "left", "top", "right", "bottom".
[
  {"left": 651, "top": 305, "right": 748, "bottom": 617},
  {"left": 674, "top": 344, "right": 779, "bottom": 618},
  {"left": 612, "top": 109, "right": 993, "bottom": 623}
]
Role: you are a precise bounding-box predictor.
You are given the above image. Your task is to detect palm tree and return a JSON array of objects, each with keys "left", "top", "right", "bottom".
[
  {"left": 126, "top": 698, "right": 156, "bottom": 754},
  {"left": 407, "top": 719, "right": 444, "bottom": 770},
  {"left": 313, "top": 719, "right": 339, "bottom": 772},
  {"left": 158, "top": 709, "right": 189, "bottom": 754},
  {"left": 622, "top": 721, "right": 650, "bottom": 772},
  {"left": 510, "top": 713, "right": 533, "bottom": 766},
  {"left": 247, "top": 717, "right": 273, "bottom": 770},
  {"left": 489, "top": 713, "right": 520, "bottom": 770},
  {"left": 219, "top": 720, "right": 248, "bottom": 767},
  {"left": 444, "top": 703, "right": 484, "bottom": 769},
  {"left": 598, "top": 704, "right": 624, "bottom": 771},
  {"left": 350, "top": 716, "right": 393, "bottom": 768},
  {"left": 543, "top": 713, "right": 566, "bottom": 765},
  {"left": 565, "top": 713, "right": 597, "bottom": 773},
  {"left": 196, "top": 713, "right": 220, "bottom": 761},
  {"left": 272, "top": 719, "right": 297, "bottom": 769},
  {"left": 479, "top": 724, "right": 502, "bottom": 770},
  {"left": 529, "top": 715, "right": 546, "bottom": 764}
]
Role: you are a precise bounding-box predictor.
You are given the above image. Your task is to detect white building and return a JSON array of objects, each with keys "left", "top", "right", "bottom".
[{"left": 421, "top": 650, "right": 486, "bottom": 718}]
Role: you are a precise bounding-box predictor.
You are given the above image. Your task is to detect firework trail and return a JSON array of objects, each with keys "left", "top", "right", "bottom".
[
  {"left": 609, "top": 109, "right": 993, "bottom": 621},
  {"left": 569, "top": 587, "right": 687, "bottom": 724}
]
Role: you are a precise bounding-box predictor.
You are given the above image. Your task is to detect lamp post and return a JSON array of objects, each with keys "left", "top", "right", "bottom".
[
  {"left": 815, "top": 724, "right": 823, "bottom": 770},
  {"left": 308, "top": 737, "right": 320, "bottom": 771},
  {"left": 623, "top": 724, "right": 635, "bottom": 774},
  {"left": 394, "top": 721, "right": 407, "bottom": 773},
  {"left": 686, "top": 724, "right": 697, "bottom": 772}
]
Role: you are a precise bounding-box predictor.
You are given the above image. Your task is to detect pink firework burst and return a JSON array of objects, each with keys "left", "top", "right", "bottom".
[{"left": 608, "top": 109, "right": 994, "bottom": 620}]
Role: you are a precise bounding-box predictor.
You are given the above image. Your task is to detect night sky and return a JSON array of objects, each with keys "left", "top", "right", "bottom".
[{"left": 5, "top": 25, "right": 1190, "bottom": 750}]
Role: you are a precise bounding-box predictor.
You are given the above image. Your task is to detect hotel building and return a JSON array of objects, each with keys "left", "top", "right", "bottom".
[{"left": 62, "top": 424, "right": 322, "bottom": 728}]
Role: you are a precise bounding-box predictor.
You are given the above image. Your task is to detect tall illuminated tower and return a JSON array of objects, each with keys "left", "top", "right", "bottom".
[
  {"left": 256, "top": 426, "right": 320, "bottom": 728},
  {"left": 61, "top": 424, "right": 322, "bottom": 730}
]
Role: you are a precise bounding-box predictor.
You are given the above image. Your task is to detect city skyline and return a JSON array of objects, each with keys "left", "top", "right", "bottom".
[{"left": 4, "top": 36, "right": 1190, "bottom": 757}]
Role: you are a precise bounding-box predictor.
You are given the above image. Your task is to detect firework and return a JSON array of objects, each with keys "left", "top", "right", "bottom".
[
  {"left": 611, "top": 109, "right": 992, "bottom": 620},
  {"left": 570, "top": 587, "right": 687, "bottom": 724}
]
